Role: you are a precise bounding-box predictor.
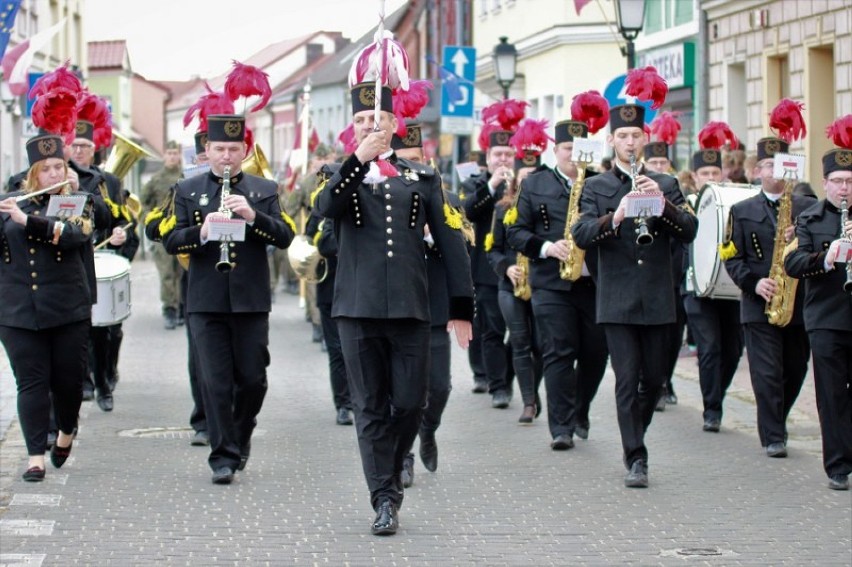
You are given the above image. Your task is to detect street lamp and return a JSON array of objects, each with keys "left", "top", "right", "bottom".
[
  {"left": 614, "top": 0, "right": 647, "bottom": 70},
  {"left": 492, "top": 36, "right": 517, "bottom": 100}
]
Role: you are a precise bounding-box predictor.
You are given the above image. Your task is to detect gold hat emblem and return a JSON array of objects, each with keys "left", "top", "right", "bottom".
[
  {"left": 403, "top": 127, "right": 421, "bottom": 147},
  {"left": 38, "top": 138, "right": 58, "bottom": 156},
  {"left": 522, "top": 153, "right": 538, "bottom": 166},
  {"left": 652, "top": 143, "right": 667, "bottom": 157},
  {"left": 568, "top": 123, "right": 585, "bottom": 138},
  {"left": 765, "top": 139, "right": 780, "bottom": 155},
  {"left": 703, "top": 150, "right": 718, "bottom": 164},
  {"left": 199, "top": 133, "right": 208, "bottom": 146},
  {"left": 224, "top": 121, "right": 242, "bottom": 138},
  {"left": 494, "top": 131, "right": 510, "bottom": 146},
  {"left": 619, "top": 106, "right": 637, "bottom": 122},
  {"left": 836, "top": 150, "right": 852, "bottom": 167},
  {"left": 359, "top": 86, "right": 375, "bottom": 106},
  {"left": 76, "top": 122, "right": 87, "bottom": 134}
]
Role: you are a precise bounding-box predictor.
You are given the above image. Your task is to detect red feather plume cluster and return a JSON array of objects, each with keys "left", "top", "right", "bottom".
[
  {"left": 649, "top": 111, "right": 681, "bottom": 145},
  {"left": 478, "top": 122, "right": 503, "bottom": 152},
  {"left": 338, "top": 124, "right": 357, "bottom": 154},
  {"left": 698, "top": 121, "right": 738, "bottom": 150},
  {"left": 224, "top": 60, "right": 272, "bottom": 113},
  {"left": 826, "top": 114, "right": 852, "bottom": 149},
  {"left": 481, "top": 99, "right": 528, "bottom": 132},
  {"left": 625, "top": 66, "right": 668, "bottom": 110},
  {"left": 244, "top": 127, "right": 254, "bottom": 152},
  {"left": 570, "top": 90, "right": 609, "bottom": 134},
  {"left": 392, "top": 79, "right": 433, "bottom": 136},
  {"left": 509, "top": 119, "right": 553, "bottom": 158},
  {"left": 183, "top": 84, "right": 236, "bottom": 131},
  {"left": 32, "top": 88, "right": 78, "bottom": 139},
  {"left": 28, "top": 62, "right": 82, "bottom": 100},
  {"left": 769, "top": 98, "right": 807, "bottom": 143},
  {"left": 76, "top": 90, "right": 113, "bottom": 148}
]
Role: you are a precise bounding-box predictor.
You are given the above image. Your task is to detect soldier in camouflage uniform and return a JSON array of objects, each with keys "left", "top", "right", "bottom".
[{"left": 141, "top": 141, "right": 183, "bottom": 329}]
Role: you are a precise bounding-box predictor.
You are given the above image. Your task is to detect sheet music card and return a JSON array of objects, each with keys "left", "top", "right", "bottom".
[
  {"left": 837, "top": 240, "right": 852, "bottom": 264},
  {"left": 569, "top": 138, "right": 605, "bottom": 164},
  {"left": 773, "top": 153, "right": 805, "bottom": 180},
  {"left": 624, "top": 191, "right": 665, "bottom": 218},
  {"left": 207, "top": 218, "right": 246, "bottom": 242},
  {"left": 46, "top": 194, "right": 87, "bottom": 218},
  {"left": 455, "top": 161, "right": 481, "bottom": 182}
]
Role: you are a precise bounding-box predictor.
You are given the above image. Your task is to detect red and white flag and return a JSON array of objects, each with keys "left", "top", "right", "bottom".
[{"left": 1, "top": 19, "right": 65, "bottom": 96}]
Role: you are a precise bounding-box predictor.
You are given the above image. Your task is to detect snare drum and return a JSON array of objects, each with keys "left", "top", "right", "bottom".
[
  {"left": 689, "top": 183, "right": 759, "bottom": 299},
  {"left": 92, "top": 251, "right": 132, "bottom": 326}
]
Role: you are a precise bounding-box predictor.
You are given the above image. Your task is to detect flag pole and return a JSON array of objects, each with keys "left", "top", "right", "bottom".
[{"left": 373, "top": 0, "right": 385, "bottom": 130}]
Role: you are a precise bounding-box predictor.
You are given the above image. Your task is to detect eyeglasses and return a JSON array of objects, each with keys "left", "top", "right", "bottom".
[
  {"left": 827, "top": 177, "right": 852, "bottom": 187},
  {"left": 70, "top": 143, "right": 94, "bottom": 151}
]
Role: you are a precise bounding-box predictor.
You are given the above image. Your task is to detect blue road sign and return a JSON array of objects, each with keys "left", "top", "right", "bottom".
[
  {"left": 602, "top": 74, "right": 658, "bottom": 125},
  {"left": 26, "top": 72, "right": 45, "bottom": 117},
  {"left": 441, "top": 45, "right": 476, "bottom": 119}
]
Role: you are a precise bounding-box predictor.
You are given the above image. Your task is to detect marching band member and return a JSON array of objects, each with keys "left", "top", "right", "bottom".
[
  {"left": 784, "top": 137, "right": 852, "bottom": 490},
  {"left": 723, "top": 132, "right": 811, "bottom": 458},
  {"left": 0, "top": 133, "right": 94, "bottom": 481},
  {"left": 314, "top": 83, "right": 473, "bottom": 535},
  {"left": 164, "top": 114, "right": 295, "bottom": 484},
  {"left": 572, "top": 103, "right": 697, "bottom": 487}
]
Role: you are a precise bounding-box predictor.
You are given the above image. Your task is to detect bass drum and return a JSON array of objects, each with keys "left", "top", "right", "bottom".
[
  {"left": 689, "top": 182, "right": 759, "bottom": 299},
  {"left": 92, "top": 251, "right": 132, "bottom": 326}
]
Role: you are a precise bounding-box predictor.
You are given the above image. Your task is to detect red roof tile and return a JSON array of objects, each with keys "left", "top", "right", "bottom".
[{"left": 88, "top": 40, "right": 128, "bottom": 70}]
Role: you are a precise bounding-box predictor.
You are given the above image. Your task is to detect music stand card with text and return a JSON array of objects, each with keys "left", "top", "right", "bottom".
[
  {"left": 570, "top": 138, "right": 605, "bottom": 164},
  {"left": 773, "top": 153, "right": 805, "bottom": 180},
  {"left": 207, "top": 218, "right": 246, "bottom": 242},
  {"left": 46, "top": 194, "right": 87, "bottom": 218}
]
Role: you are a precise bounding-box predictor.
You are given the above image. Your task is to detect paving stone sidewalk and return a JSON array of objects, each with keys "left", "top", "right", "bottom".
[{"left": 0, "top": 259, "right": 849, "bottom": 566}]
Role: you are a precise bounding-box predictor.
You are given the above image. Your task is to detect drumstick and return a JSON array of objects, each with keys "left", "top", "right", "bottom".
[{"left": 94, "top": 221, "right": 137, "bottom": 251}]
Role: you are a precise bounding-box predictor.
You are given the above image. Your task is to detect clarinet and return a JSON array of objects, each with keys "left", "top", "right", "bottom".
[
  {"left": 841, "top": 198, "right": 852, "bottom": 294},
  {"left": 215, "top": 165, "right": 235, "bottom": 273},
  {"left": 629, "top": 153, "right": 653, "bottom": 245}
]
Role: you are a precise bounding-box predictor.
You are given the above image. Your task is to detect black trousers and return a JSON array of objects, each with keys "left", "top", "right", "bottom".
[
  {"left": 181, "top": 273, "right": 205, "bottom": 433},
  {"left": 189, "top": 312, "right": 270, "bottom": 471},
  {"left": 468, "top": 308, "right": 486, "bottom": 384},
  {"left": 319, "top": 301, "right": 351, "bottom": 411},
  {"left": 743, "top": 322, "right": 809, "bottom": 446},
  {"left": 497, "top": 289, "right": 542, "bottom": 407},
  {"left": 663, "top": 289, "right": 687, "bottom": 393},
  {"left": 533, "top": 283, "right": 608, "bottom": 438},
  {"left": 474, "top": 284, "right": 510, "bottom": 394},
  {"left": 337, "top": 317, "right": 430, "bottom": 511},
  {"left": 90, "top": 323, "right": 123, "bottom": 396},
  {"left": 604, "top": 323, "right": 670, "bottom": 468},
  {"left": 421, "top": 326, "right": 452, "bottom": 433},
  {"left": 0, "top": 320, "right": 89, "bottom": 455},
  {"left": 809, "top": 329, "right": 852, "bottom": 478},
  {"left": 684, "top": 296, "right": 744, "bottom": 420}
]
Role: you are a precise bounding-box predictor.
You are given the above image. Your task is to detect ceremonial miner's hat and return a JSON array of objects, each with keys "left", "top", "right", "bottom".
[
  {"left": 643, "top": 141, "right": 670, "bottom": 161},
  {"left": 26, "top": 133, "right": 65, "bottom": 166},
  {"left": 351, "top": 83, "right": 393, "bottom": 114},
  {"left": 391, "top": 124, "right": 423, "bottom": 150},
  {"left": 554, "top": 120, "right": 588, "bottom": 144},
  {"left": 756, "top": 137, "right": 788, "bottom": 162},
  {"left": 194, "top": 131, "right": 208, "bottom": 155},
  {"left": 469, "top": 150, "right": 487, "bottom": 167},
  {"left": 692, "top": 149, "right": 723, "bottom": 171},
  {"left": 207, "top": 115, "right": 245, "bottom": 143},
  {"left": 609, "top": 104, "right": 645, "bottom": 131},
  {"left": 489, "top": 129, "right": 513, "bottom": 149},
  {"left": 74, "top": 120, "right": 94, "bottom": 142},
  {"left": 514, "top": 149, "right": 541, "bottom": 171},
  {"left": 823, "top": 148, "right": 852, "bottom": 177}
]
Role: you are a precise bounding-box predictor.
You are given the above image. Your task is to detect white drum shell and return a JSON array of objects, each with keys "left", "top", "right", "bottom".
[
  {"left": 689, "top": 183, "right": 760, "bottom": 300},
  {"left": 92, "top": 252, "right": 132, "bottom": 326}
]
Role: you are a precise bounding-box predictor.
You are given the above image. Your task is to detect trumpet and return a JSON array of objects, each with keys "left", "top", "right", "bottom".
[
  {"left": 14, "top": 180, "right": 72, "bottom": 202},
  {"left": 841, "top": 198, "right": 852, "bottom": 294},
  {"left": 629, "top": 153, "right": 653, "bottom": 246},
  {"left": 215, "top": 165, "right": 235, "bottom": 273}
]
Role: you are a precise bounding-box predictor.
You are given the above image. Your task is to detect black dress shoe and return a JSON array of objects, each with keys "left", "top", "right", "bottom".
[
  {"left": 50, "top": 440, "right": 73, "bottom": 469},
  {"left": 665, "top": 392, "right": 678, "bottom": 405},
  {"left": 624, "top": 460, "right": 649, "bottom": 488},
  {"left": 654, "top": 395, "right": 666, "bottom": 412},
  {"left": 766, "top": 442, "right": 787, "bottom": 458},
  {"left": 703, "top": 418, "right": 721, "bottom": 432},
  {"left": 419, "top": 432, "right": 438, "bottom": 472},
  {"left": 97, "top": 394, "right": 114, "bottom": 412},
  {"left": 22, "top": 466, "right": 45, "bottom": 482},
  {"left": 237, "top": 441, "right": 251, "bottom": 471},
  {"left": 491, "top": 391, "right": 510, "bottom": 409},
  {"left": 190, "top": 430, "right": 210, "bottom": 446},
  {"left": 401, "top": 455, "right": 414, "bottom": 488},
  {"left": 828, "top": 474, "right": 850, "bottom": 491},
  {"left": 82, "top": 387, "right": 95, "bottom": 402},
  {"left": 212, "top": 467, "right": 234, "bottom": 484},
  {"left": 336, "top": 408, "right": 353, "bottom": 426},
  {"left": 371, "top": 500, "right": 399, "bottom": 535},
  {"left": 550, "top": 434, "right": 574, "bottom": 451},
  {"left": 575, "top": 423, "right": 590, "bottom": 440},
  {"left": 518, "top": 405, "right": 536, "bottom": 424},
  {"left": 471, "top": 380, "right": 488, "bottom": 394}
]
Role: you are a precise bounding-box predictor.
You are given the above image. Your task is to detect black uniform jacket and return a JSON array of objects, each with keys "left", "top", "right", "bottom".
[
  {"left": 426, "top": 190, "right": 463, "bottom": 326},
  {"left": 784, "top": 199, "right": 852, "bottom": 333},
  {"left": 315, "top": 153, "right": 473, "bottom": 323},
  {"left": 506, "top": 166, "right": 600, "bottom": 293},
  {"left": 0, "top": 192, "right": 93, "bottom": 330},
  {"left": 164, "top": 170, "right": 294, "bottom": 314},
  {"left": 486, "top": 202, "right": 517, "bottom": 294},
  {"left": 310, "top": 211, "right": 338, "bottom": 307},
  {"left": 460, "top": 172, "right": 505, "bottom": 286},
  {"left": 571, "top": 165, "right": 697, "bottom": 325},
  {"left": 724, "top": 192, "right": 811, "bottom": 325}
]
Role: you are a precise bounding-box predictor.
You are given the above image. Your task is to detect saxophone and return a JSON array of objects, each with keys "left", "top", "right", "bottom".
[
  {"left": 560, "top": 163, "right": 588, "bottom": 281},
  {"left": 765, "top": 177, "right": 798, "bottom": 326},
  {"left": 215, "top": 165, "right": 235, "bottom": 273},
  {"left": 514, "top": 252, "right": 532, "bottom": 301}
]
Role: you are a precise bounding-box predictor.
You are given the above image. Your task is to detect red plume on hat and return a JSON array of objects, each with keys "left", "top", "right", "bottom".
[
  {"left": 348, "top": 30, "right": 410, "bottom": 90},
  {"left": 31, "top": 88, "right": 79, "bottom": 141},
  {"left": 338, "top": 123, "right": 357, "bottom": 154},
  {"left": 826, "top": 114, "right": 852, "bottom": 149},
  {"left": 224, "top": 60, "right": 272, "bottom": 113},
  {"left": 570, "top": 90, "right": 609, "bottom": 134},
  {"left": 649, "top": 111, "right": 681, "bottom": 146},
  {"left": 478, "top": 122, "right": 502, "bottom": 152},
  {"left": 769, "top": 98, "right": 807, "bottom": 143},
  {"left": 183, "top": 84, "right": 236, "bottom": 131},
  {"left": 243, "top": 127, "right": 254, "bottom": 152},
  {"left": 28, "top": 62, "right": 83, "bottom": 100},
  {"left": 481, "top": 99, "right": 528, "bottom": 132},
  {"left": 625, "top": 66, "right": 668, "bottom": 110},
  {"left": 76, "top": 90, "right": 113, "bottom": 149},
  {"left": 509, "top": 119, "right": 553, "bottom": 158},
  {"left": 392, "top": 79, "right": 432, "bottom": 136},
  {"left": 698, "top": 121, "right": 738, "bottom": 150}
]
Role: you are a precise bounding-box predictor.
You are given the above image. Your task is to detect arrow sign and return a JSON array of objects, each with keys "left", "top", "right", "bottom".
[
  {"left": 441, "top": 46, "right": 476, "bottom": 120},
  {"left": 451, "top": 48, "right": 469, "bottom": 78}
]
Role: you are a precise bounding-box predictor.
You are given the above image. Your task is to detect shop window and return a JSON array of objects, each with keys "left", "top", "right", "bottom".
[
  {"left": 805, "top": 46, "right": 834, "bottom": 189},
  {"left": 674, "top": 0, "right": 693, "bottom": 26},
  {"left": 727, "top": 63, "right": 747, "bottom": 139}
]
